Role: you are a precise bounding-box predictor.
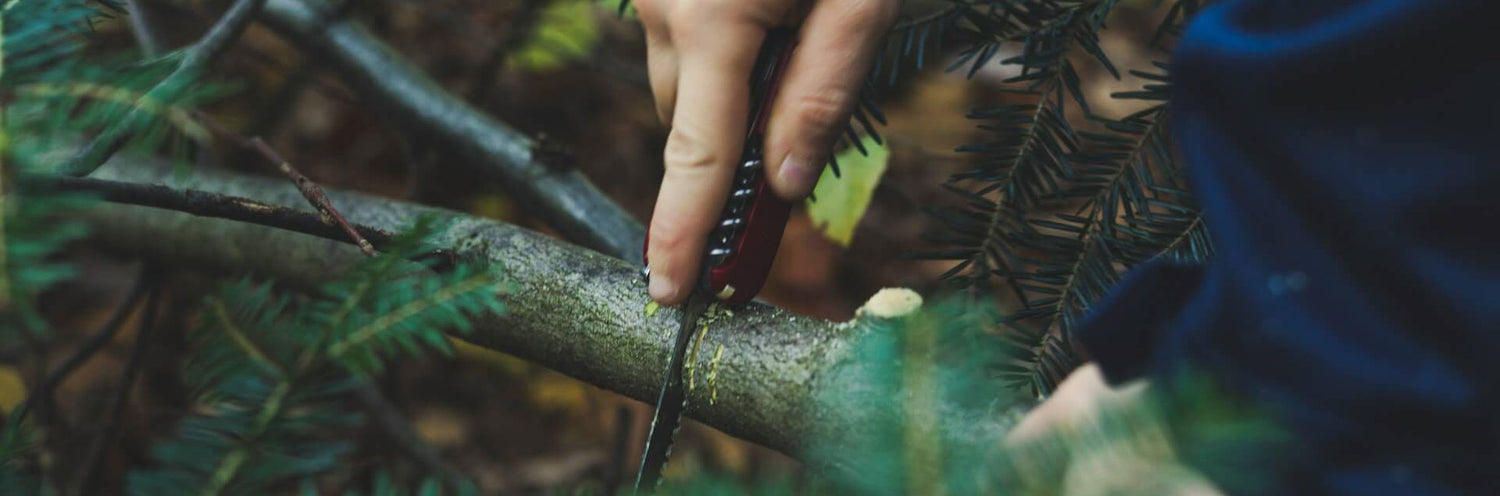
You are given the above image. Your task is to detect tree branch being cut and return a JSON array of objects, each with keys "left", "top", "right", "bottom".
[{"left": 76, "top": 159, "right": 997, "bottom": 461}]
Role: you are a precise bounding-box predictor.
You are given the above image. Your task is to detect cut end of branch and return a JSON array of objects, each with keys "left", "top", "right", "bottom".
[{"left": 854, "top": 288, "right": 924, "bottom": 320}]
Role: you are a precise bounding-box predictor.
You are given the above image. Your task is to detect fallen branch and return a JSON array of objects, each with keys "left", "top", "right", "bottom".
[
  {"left": 72, "top": 160, "right": 1018, "bottom": 461},
  {"left": 257, "top": 0, "right": 646, "bottom": 262}
]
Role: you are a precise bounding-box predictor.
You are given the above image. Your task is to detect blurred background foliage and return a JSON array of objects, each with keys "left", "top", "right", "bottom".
[{"left": 0, "top": 0, "right": 1221, "bottom": 493}]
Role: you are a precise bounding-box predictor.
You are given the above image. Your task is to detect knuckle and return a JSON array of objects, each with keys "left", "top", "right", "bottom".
[
  {"left": 790, "top": 89, "right": 853, "bottom": 135},
  {"left": 648, "top": 214, "right": 696, "bottom": 256},
  {"left": 662, "top": 128, "right": 719, "bottom": 170}
]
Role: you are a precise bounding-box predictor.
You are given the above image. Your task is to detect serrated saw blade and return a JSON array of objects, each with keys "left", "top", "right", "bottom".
[{"left": 634, "top": 291, "right": 710, "bottom": 493}]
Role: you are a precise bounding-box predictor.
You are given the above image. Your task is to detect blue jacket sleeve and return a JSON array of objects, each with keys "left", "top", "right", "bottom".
[{"left": 1072, "top": 1, "right": 1500, "bottom": 494}]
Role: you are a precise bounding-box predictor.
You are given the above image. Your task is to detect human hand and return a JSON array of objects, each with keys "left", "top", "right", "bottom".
[
  {"left": 635, "top": 0, "right": 900, "bottom": 304},
  {"left": 1006, "top": 364, "right": 1224, "bottom": 496}
]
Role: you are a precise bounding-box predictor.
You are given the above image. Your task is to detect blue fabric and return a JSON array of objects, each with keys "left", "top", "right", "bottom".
[{"left": 1072, "top": 0, "right": 1500, "bottom": 493}]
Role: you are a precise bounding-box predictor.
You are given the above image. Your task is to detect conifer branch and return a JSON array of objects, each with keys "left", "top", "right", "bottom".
[
  {"left": 206, "top": 296, "right": 287, "bottom": 377},
  {"left": 327, "top": 273, "right": 494, "bottom": 359},
  {"left": 5, "top": 83, "right": 212, "bottom": 142},
  {"left": 57, "top": 0, "right": 268, "bottom": 177},
  {"left": 201, "top": 380, "right": 292, "bottom": 496},
  {"left": 1028, "top": 107, "right": 1172, "bottom": 389},
  {"left": 1156, "top": 213, "right": 1210, "bottom": 261},
  {"left": 922, "top": 1, "right": 1149, "bottom": 394}
]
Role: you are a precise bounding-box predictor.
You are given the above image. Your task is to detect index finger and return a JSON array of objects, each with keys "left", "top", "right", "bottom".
[{"left": 646, "top": 17, "right": 766, "bottom": 304}]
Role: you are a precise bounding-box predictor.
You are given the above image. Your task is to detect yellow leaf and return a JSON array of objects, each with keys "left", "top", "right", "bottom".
[
  {"left": 805, "top": 137, "right": 890, "bottom": 247},
  {"left": 470, "top": 194, "right": 517, "bottom": 221},
  {"left": 0, "top": 366, "right": 24, "bottom": 414},
  {"left": 528, "top": 372, "right": 591, "bottom": 414},
  {"left": 508, "top": 0, "right": 601, "bottom": 72}
]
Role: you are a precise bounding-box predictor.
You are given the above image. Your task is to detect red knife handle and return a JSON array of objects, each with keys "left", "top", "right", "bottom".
[{"left": 644, "top": 30, "right": 797, "bottom": 305}]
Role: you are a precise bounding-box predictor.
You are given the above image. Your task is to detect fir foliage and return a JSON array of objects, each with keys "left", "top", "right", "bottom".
[
  {"left": 128, "top": 217, "right": 505, "bottom": 495},
  {"left": 1, "top": 0, "right": 225, "bottom": 176},
  {"left": 0, "top": 401, "right": 41, "bottom": 495},
  {"left": 0, "top": 181, "right": 92, "bottom": 341},
  {"left": 903, "top": 0, "right": 1212, "bottom": 396},
  {"left": 807, "top": 298, "right": 1028, "bottom": 495}
]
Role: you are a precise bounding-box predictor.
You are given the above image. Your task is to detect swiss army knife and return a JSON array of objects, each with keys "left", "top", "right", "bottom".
[{"left": 635, "top": 29, "right": 797, "bottom": 493}]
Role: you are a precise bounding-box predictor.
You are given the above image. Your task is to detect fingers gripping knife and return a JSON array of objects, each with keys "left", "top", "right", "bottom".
[{"left": 635, "top": 30, "right": 796, "bottom": 492}]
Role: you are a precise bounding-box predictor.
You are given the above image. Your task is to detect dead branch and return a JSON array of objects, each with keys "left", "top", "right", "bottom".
[{"left": 257, "top": 0, "right": 646, "bottom": 262}]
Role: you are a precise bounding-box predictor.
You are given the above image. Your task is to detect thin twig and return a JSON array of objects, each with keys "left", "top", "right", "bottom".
[
  {"left": 22, "top": 268, "right": 152, "bottom": 424},
  {"left": 77, "top": 275, "right": 161, "bottom": 495},
  {"left": 25, "top": 174, "right": 396, "bottom": 253},
  {"left": 195, "top": 113, "right": 378, "bottom": 257},
  {"left": 58, "top": 0, "right": 269, "bottom": 177},
  {"left": 352, "top": 383, "right": 471, "bottom": 491},
  {"left": 254, "top": 138, "right": 377, "bottom": 256},
  {"left": 125, "top": 0, "right": 173, "bottom": 57}
]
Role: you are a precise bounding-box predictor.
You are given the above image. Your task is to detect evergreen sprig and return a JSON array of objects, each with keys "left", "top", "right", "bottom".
[
  {"left": 1, "top": 0, "right": 226, "bottom": 176},
  {"left": 0, "top": 176, "right": 92, "bottom": 341},
  {"left": 129, "top": 217, "right": 505, "bottom": 495},
  {"left": 917, "top": 1, "right": 1210, "bottom": 395},
  {"left": 0, "top": 399, "right": 42, "bottom": 495}
]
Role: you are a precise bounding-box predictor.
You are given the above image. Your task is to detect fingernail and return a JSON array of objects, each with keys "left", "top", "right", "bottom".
[
  {"left": 776, "top": 155, "right": 821, "bottom": 199},
  {"left": 649, "top": 267, "right": 680, "bottom": 303}
]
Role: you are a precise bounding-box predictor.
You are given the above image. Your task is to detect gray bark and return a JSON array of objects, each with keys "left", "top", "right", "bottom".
[
  {"left": 257, "top": 0, "right": 646, "bottom": 262},
  {"left": 81, "top": 160, "right": 898, "bottom": 459}
]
